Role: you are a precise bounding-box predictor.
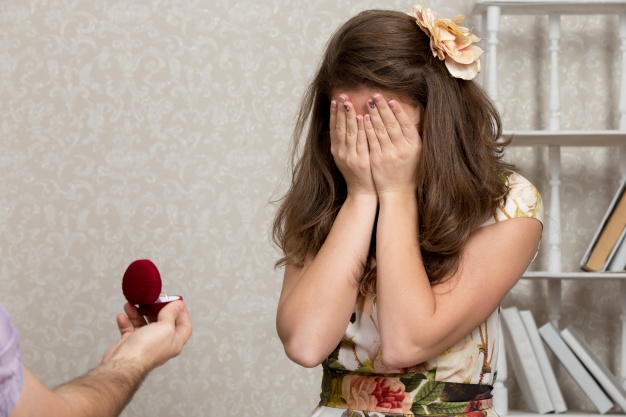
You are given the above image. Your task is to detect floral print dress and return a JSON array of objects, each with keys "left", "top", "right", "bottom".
[{"left": 310, "top": 172, "right": 543, "bottom": 417}]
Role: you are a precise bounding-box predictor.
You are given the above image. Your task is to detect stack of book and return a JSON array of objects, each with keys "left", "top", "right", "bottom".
[
  {"left": 501, "top": 307, "right": 626, "bottom": 414},
  {"left": 581, "top": 178, "right": 626, "bottom": 272}
]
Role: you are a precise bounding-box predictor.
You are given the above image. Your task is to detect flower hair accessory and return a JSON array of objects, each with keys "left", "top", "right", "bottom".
[{"left": 408, "top": 5, "right": 484, "bottom": 80}]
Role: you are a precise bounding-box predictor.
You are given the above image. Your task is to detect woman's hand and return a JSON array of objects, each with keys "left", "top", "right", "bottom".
[
  {"left": 330, "top": 95, "right": 377, "bottom": 197},
  {"left": 364, "top": 94, "right": 422, "bottom": 196}
]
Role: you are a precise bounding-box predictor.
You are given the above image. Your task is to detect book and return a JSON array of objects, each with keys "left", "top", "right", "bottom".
[
  {"left": 538, "top": 322, "right": 613, "bottom": 414},
  {"left": 501, "top": 307, "right": 554, "bottom": 413},
  {"left": 606, "top": 228, "right": 626, "bottom": 271},
  {"left": 519, "top": 310, "right": 567, "bottom": 413},
  {"left": 561, "top": 326, "right": 626, "bottom": 412},
  {"left": 581, "top": 178, "right": 626, "bottom": 272}
]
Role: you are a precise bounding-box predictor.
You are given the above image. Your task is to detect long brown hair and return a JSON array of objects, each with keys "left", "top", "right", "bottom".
[{"left": 272, "top": 9, "right": 512, "bottom": 293}]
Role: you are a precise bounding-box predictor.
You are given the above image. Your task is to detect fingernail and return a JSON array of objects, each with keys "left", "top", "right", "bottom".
[
  {"left": 389, "top": 100, "right": 397, "bottom": 109},
  {"left": 373, "top": 94, "right": 382, "bottom": 103},
  {"left": 331, "top": 100, "right": 337, "bottom": 109},
  {"left": 368, "top": 100, "right": 375, "bottom": 109},
  {"left": 356, "top": 115, "right": 363, "bottom": 123},
  {"left": 365, "top": 114, "right": 371, "bottom": 123},
  {"left": 339, "top": 96, "right": 346, "bottom": 104},
  {"left": 343, "top": 104, "right": 349, "bottom": 112}
]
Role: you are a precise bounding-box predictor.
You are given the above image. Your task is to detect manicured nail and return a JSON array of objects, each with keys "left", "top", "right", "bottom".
[
  {"left": 331, "top": 100, "right": 337, "bottom": 109},
  {"left": 339, "top": 96, "right": 346, "bottom": 104},
  {"left": 368, "top": 100, "right": 375, "bottom": 109},
  {"left": 373, "top": 94, "right": 382, "bottom": 103},
  {"left": 389, "top": 100, "right": 397, "bottom": 109},
  {"left": 356, "top": 115, "right": 363, "bottom": 123},
  {"left": 365, "top": 114, "right": 371, "bottom": 123},
  {"left": 343, "top": 104, "right": 349, "bottom": 112}
]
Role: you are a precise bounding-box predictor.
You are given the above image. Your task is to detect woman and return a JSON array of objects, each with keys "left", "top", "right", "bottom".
[{"left": 273, "top": 6, "right": 543, "bottom": 416}]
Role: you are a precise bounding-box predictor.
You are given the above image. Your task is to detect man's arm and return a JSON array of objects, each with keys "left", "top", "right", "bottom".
[
  {"left": 13, "top": 361, "right": 143, "bottom": 417},
  {"left": 9, "top": 301, "right": 192, "bottom": 417}
]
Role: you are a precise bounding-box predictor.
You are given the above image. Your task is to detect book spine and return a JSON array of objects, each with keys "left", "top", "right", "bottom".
[
  {"left": 538, "top": 322, "right": 613, "bottom": 414},
  {"left": 607, "top": 229, "right": 626, "bottom": 271},
  {"left": 502, "top": 307, "right": 554, "bottom": 413},
  {"left": 519, "top": 310, "right": 567, "bottom": 413}
]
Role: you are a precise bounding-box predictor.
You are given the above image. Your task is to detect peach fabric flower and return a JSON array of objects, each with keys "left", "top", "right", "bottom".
[
  {"left": 409, "top": 5, "right": 483, "bottom": 80},
  {"left": 341, "top": 375, "right": 412, "bottom": 414}
]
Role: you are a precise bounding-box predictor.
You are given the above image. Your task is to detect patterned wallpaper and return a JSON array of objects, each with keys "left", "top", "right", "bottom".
[{"left": 0, "top": 0, "right": 623, "bottom": 415}]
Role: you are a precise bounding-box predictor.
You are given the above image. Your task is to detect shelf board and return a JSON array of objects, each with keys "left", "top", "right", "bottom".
[
  {"left": 522, "top": 271, "right": 626, "bottom": 280},
  {"left": 472, "top": 1, "right": 626, "bottom": 15},
  {"left": 502, "top": 130, "right": 626, "bottom": 147}
]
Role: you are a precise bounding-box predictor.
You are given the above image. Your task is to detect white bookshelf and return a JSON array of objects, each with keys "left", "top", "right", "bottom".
[
  {"left": 471, "top": 0, "right": 626, "bottom": 415},
  {"left": 473, "top": 1, "right": 626, "bottom": 16}
]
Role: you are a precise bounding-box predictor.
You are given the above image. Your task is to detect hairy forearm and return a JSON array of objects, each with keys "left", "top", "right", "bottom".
[
  {"left": 277, "top": 194, "right": 378, "bottom": 366},
  {"left": 54, "top": 359, "right": 148, "bottom": 417}
]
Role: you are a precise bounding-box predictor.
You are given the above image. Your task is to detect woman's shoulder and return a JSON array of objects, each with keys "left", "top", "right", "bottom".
[{"left": 482, "top": 171, "right": 544, "bottom": 227}]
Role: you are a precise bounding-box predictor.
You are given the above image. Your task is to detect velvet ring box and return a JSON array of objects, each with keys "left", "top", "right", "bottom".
[{"left": 122, "top": 259, "right": 182, "bottom": 317}]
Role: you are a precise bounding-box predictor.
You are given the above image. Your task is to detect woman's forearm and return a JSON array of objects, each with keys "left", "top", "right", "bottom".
[
  {"left": 375, "top": 193, "right": 541, "bottom": 368},
  {"left": 375, "top": 192, "right": 436, "bottom": 366},
  {"left": 277, "top": 193, "right": 377, "bottom": 367}
]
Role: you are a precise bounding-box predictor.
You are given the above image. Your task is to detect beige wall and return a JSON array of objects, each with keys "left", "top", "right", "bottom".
[{"left": 0, "top": 1, "right": 622, "bottom": 415}]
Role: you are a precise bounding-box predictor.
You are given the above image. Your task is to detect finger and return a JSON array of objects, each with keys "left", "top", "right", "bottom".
[
  {"left": 116, "top": 313, "right": 134, "bottom": 338},
  {"left": 172, "top": 301, "right": 193, "bottom": 346},
  {"left": 329, "top": 99, "right": 337, "bottom": 137},
  {"left": 372, "top": 94, "right": 401, "bottom": 138},
  {"left": 388, "top": 99, "right": 420, "bottom": 143},
  {"left": 367, "top": 95, "right": 392, "bottom": 149},
  {"left": 123, "top": 302, "right": 148, "bottom": 328},
  {"left": 343, "top": 99, "right": 358, "bottom": 151},
  {"left": 334, "top": 95, "right": 348, "bottom": 146},
  {"left": 364, "top": 114, "right": 381, "bottom": 155},
  {"left": 355, "top": 115, "right": 368, "bottom": 156},
  {"left": 328, "top": 94, "right": 349, "bottom": 134},
  {"left": 157, "top": 300, "right": 193, "bottom": 347}
]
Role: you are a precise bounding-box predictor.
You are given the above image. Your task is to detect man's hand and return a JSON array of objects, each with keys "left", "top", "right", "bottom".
[
  {"left": 10, "top": 301, "right": 192, "bottom": 417},
  {"left": 101, "top": 301, "right": 192, "bottom": 371}
]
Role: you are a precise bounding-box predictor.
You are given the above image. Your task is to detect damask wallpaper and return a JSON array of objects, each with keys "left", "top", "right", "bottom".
[{"left": 0, "top": 0, "right": 623, "bottom": 416}]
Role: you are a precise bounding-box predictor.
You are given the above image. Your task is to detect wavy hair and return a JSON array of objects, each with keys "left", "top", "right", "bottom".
[{"left": 272, "top": 10, "right": 512, "bottom": 294}]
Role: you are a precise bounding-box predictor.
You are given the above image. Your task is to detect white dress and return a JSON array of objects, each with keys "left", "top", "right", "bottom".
[{"left": 308, "top": 172, "right": 544, "bottom": 417}]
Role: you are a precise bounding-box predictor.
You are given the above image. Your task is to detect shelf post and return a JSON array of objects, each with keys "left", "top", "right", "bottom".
[
  {"left": 484, "top": 7, "right": 508, "bottom": 414},
  {"left": 619, "top": 14, "right": 626, "bottom": 130},
  {"left": 616, "top": 15, "right": 625, "bottom": 391},
  {"left": 619, "top": 13, "right": 626, "bottom": 184},
  {"left": 486, "top": 6, "right": 502, "bottom": 113},
  {"left": 493, "top": 335, "right": 508, "bottom": 415},
  {"left": 622, "top": 281, "right": 626, "bottom": 388},
  {"left": 547, "top": 146, "right": 563, "bottom": 328},
  {"left": 548, "top": 14, "right": 561, "bottom": 131},
  {"left": 547, "top": 14, "right": 563, "bottom": 329}
]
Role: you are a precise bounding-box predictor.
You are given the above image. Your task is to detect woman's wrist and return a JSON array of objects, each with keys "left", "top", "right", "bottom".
[
  {"left": 345, "top": 190, "right": 379, "bottom": 205},
  {"left": 377, "top": 188, "right": 417, "bottom": 204}
]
